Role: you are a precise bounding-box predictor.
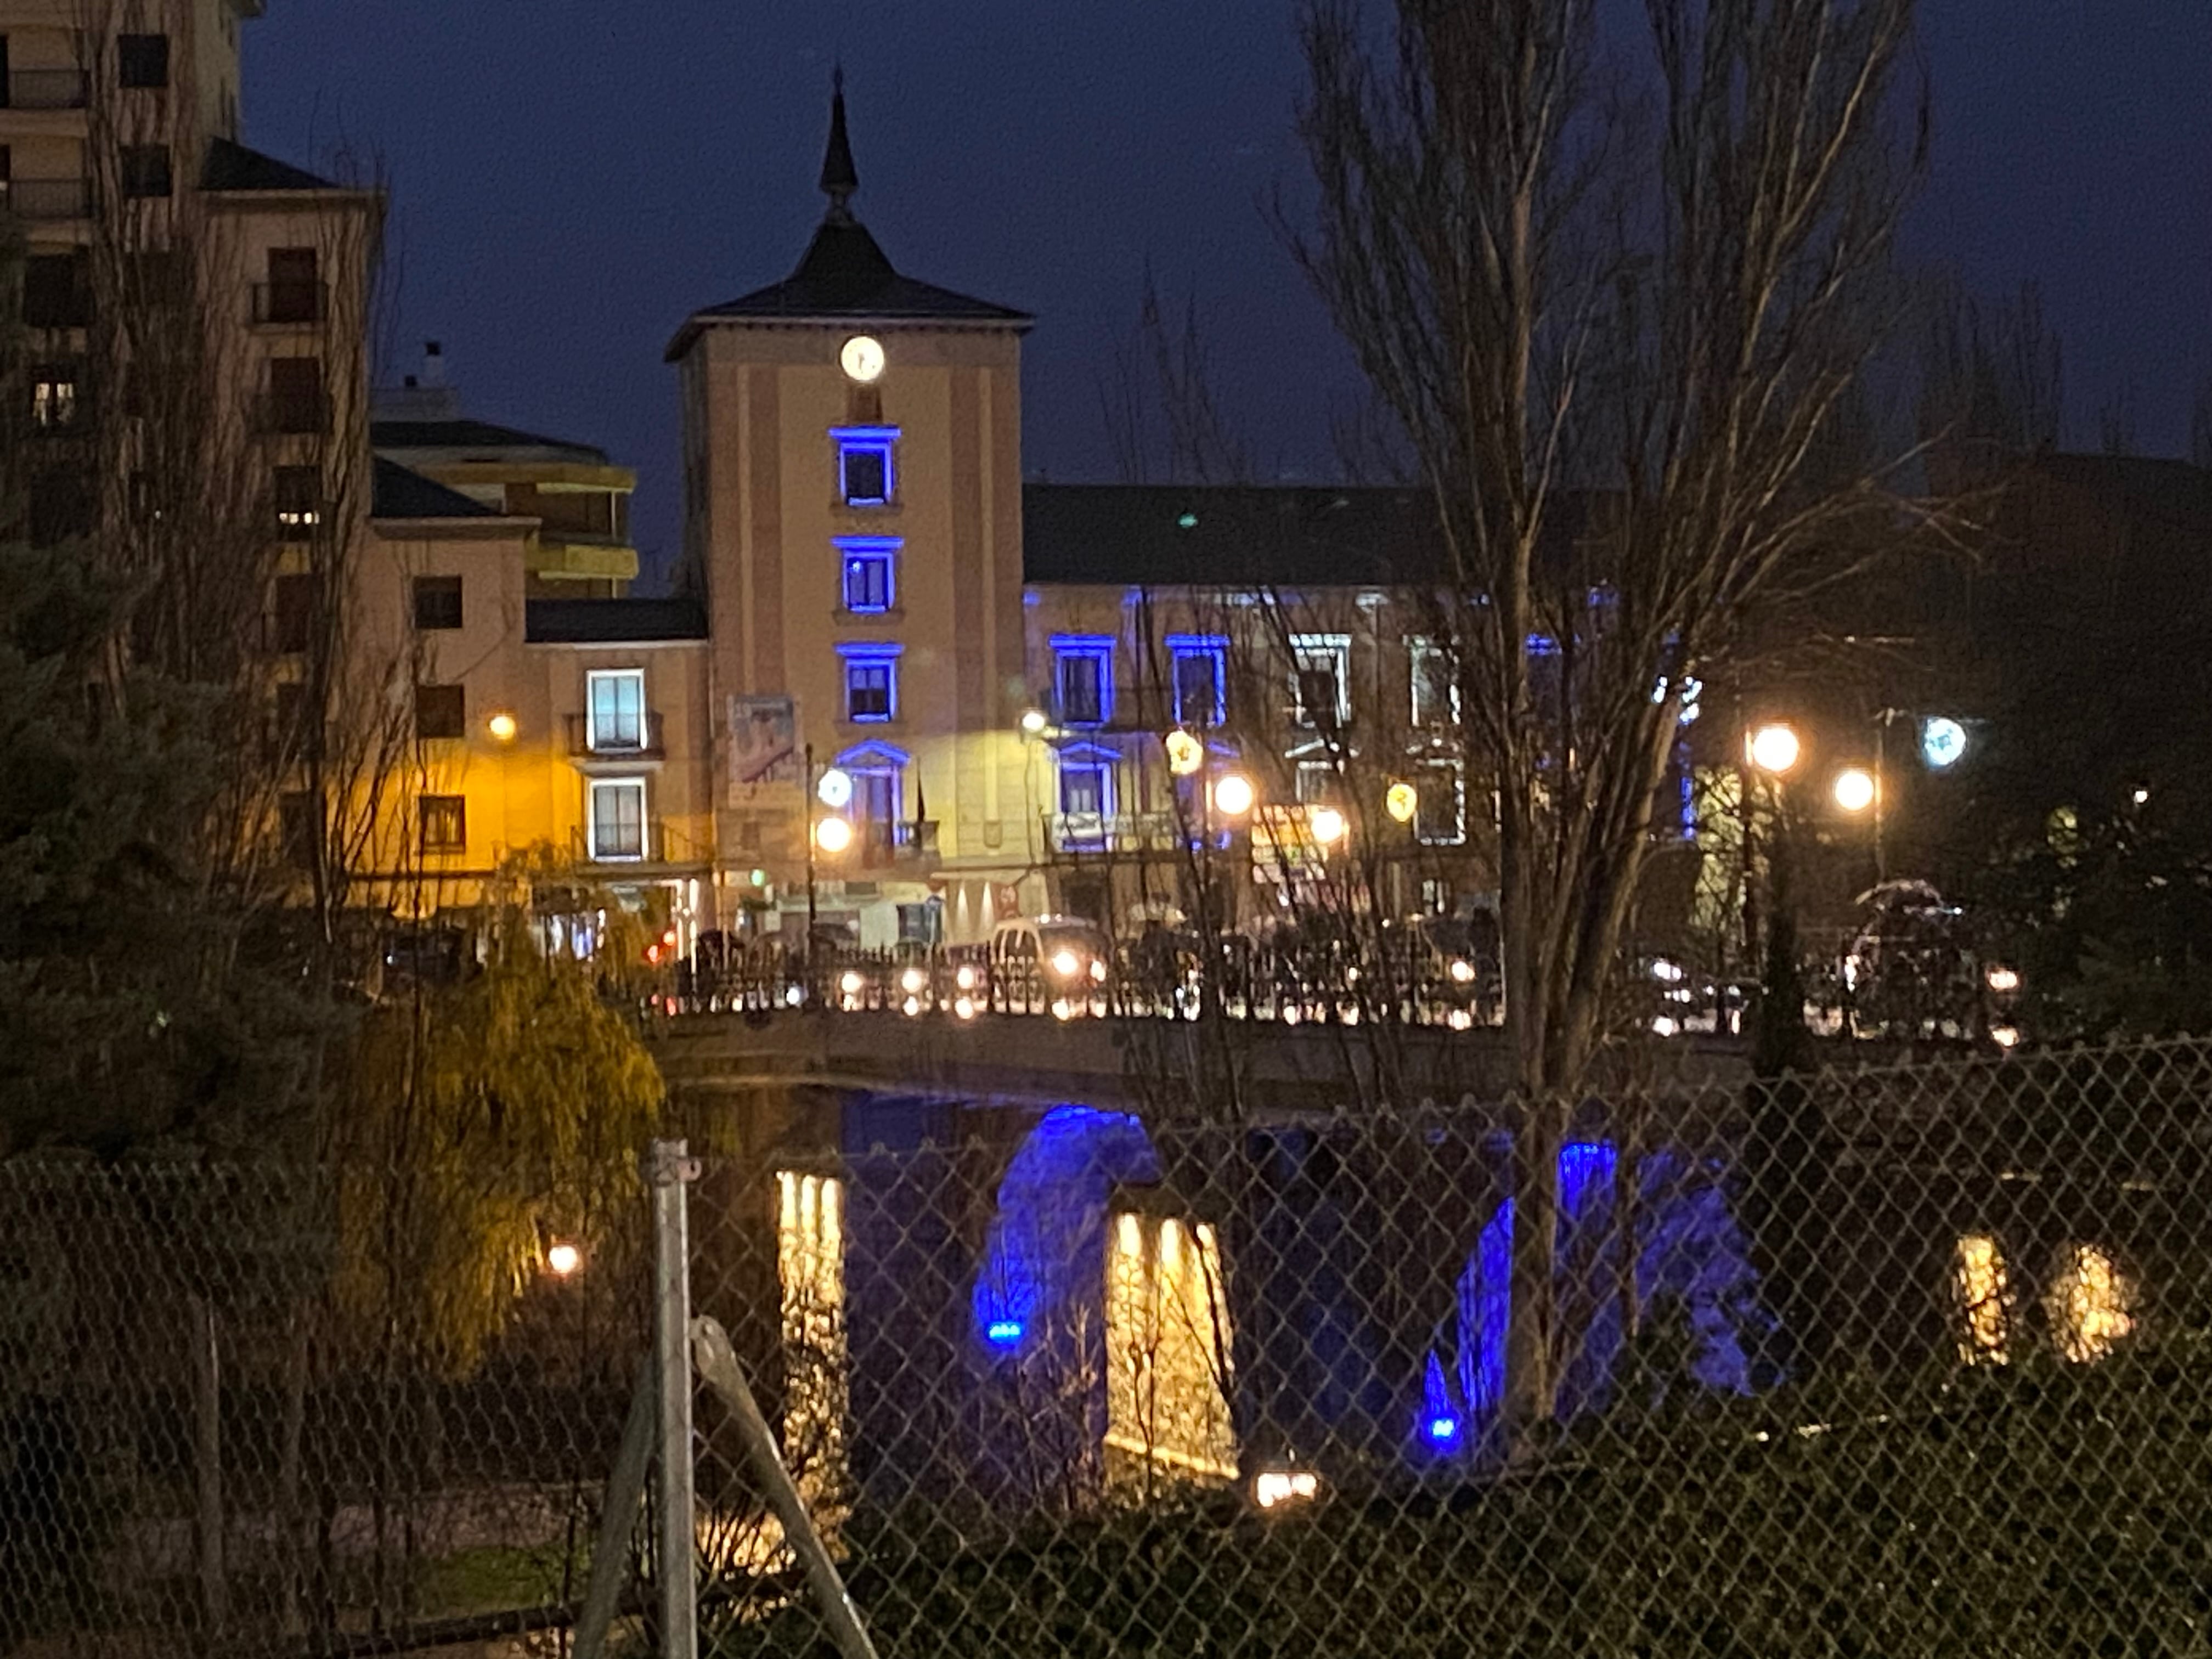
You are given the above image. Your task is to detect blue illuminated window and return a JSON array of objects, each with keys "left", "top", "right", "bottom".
[
  {"left": 1167, "top": 633, "right": 1227, "bottom": 725},
  {"left": 838, "top": 642, "right": 902, "bottom": 723},
  {"left": 832, "top": 425, "right": 898, "bottom": 507},
  {"left": 836, "top": 535, "right": 899, "bottom": 613},
  {"left": 1052, "top": 635, "right": 1115, "bottom": 726}
]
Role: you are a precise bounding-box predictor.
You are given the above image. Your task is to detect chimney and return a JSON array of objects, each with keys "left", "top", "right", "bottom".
[{"left": 421, "top": 341, "right": 447, "bottom": 388}]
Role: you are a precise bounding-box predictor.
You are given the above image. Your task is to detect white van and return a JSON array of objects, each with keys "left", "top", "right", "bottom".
[{"left": 988, "top": 916, "right": 1111, "bottom": 1012}]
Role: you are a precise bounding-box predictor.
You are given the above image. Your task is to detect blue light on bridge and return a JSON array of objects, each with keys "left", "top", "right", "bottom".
[
  {"left": 985, "top": 1319, "right": 1025, "bottom": 1348},
  {"left": 1420, "top": 1350, "right": 1465, "bottom": 1452},
  {"left": 1425, "top": 1416, "right": 1461, "bottom": 1445}
]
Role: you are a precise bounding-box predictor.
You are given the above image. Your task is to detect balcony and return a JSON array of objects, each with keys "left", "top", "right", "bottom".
[
  {"left": 253, "top": 392, "right": 331, "bottom": 437},
  {"left": 853, "top": 820, "right": 939, "bottom": 867},
  {"left": 565, "top": 711, "right": 666, "bottom": 763},
  {"left": 7, "top": 178, "right": 90, "bottom": 221},
  {"left": 1047, "top": 811, "right": 1186, "bottom": 855},
  {"left": 573, "top": 823, "right": 667, "bottom": 866},
  {"left": 4, "top": 69, "right": 89, "bottom": 110},
  {"left": 251, "top": 281, "right": 326, "bottom": 326}
]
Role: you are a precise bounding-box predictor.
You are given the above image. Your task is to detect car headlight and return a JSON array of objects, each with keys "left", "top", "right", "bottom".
[
  {"left": 1089, "top": 958, "right": 1108, "bottom": 984},
  {"left": 1448, "top": 959, "right": 1476, "bottom": 984},
  {"left": 1051, "top": 949, "right": 1081, "bottom": 978}
]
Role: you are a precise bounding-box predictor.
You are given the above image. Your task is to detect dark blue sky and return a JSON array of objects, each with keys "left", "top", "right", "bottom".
[{"left": 246, "top": 2, "right": 2211, "bottom": 580}]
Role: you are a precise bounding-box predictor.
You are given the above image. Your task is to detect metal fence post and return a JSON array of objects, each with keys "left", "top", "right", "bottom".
[{"left": 650, "top": 1138, "right": 702, "bottom": 1659}]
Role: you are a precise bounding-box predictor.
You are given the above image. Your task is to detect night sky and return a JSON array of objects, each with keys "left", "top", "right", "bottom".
[{"left": 245, "top": 2, "right": 2212, "bottom": 585}]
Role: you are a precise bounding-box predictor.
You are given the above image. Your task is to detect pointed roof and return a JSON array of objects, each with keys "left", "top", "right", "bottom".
[{"left": 665, "top": 77, "right": 1028, "bottom": 359}]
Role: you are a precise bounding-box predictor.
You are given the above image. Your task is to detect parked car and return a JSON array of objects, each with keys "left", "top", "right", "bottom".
[{"left": 989, "top": 916, "right": 1111, "bottom": 1012}]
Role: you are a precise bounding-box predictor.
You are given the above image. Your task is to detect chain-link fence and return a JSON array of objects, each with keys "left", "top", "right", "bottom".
[
  {"left": 679, "top": 1037, "right": 2212, "bottom": 1657},
  {"left": 10, "top": 1036, "right": 2212, "bottom": 1656},
  {"left": 0, "top": 1148, "right": 657, "bottom": 1657}
]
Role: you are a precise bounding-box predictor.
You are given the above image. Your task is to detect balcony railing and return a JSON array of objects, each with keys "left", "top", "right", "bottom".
[
  {"left": 565, "top": 710, "right": 666, "bottom": 760},
  {"left": 573, "top": 823, "right": 667, "bottom": 865},
  {"left": 7, "top": 178, "right": 91, "bottom": 221},
  {"left": 4, "top": 69, "right": 89, "bottom": 110},
  {"left": 854, "top": 820, "right": 939, "bottom": 866},
  {"left": 253, "top": 392, "right": 331, "bottom": 436},
  {"left": 1047, "top": 810, "right": 1187, "bottom": 854},
  {"left": 251, "top": 281, "right": 326, "bottom": 325}
]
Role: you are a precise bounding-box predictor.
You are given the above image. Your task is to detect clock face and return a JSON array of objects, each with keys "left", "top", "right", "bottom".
[{"left": 840, "top": 334, "right": 885, "bottom": 383}]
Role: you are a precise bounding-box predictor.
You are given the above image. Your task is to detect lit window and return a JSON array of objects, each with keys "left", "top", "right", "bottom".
[
  {"left": 31, "top": 369, "right": 78, "bottom": 428},
  {"left": 586, "top": 669, "right": 646, "bottom": 749},
  {"left": 1410, "top": 639, "right": 1459, "bottom": 727},
  {"left": 839, "top": 645, "right": 902, "bottom": 723},
  {"left": 1417, "top": 761, "right": 1466, "bottom": 845},
  {"left": 1059, "top": 748, "right": 1114, "bottom": 818},
  {"left": 1167, "top": 634, "right": 1227, "bottom": 725},
  {"left": 274, "top": 465, "right": 321, "bottom": 534},
  {"left": 417, "top": 794, "right": 466, "bottom": 854},
  {"left": 1105, "top": 1211, "right": 1238, "bottom": 1487},
  {"left": 1053, "top": 636, "right": 1115, "bottom": 726},
  {"left": 836, "top": 535, "right": 899, "bottom": 613},
  {"left": 1290, "top": 634, "right": 1351, "bottom": 729},
  {"left": 589, "top": 777, "right": 647, "bottom": 861},
  {"left": 832, "top": 425, "right": 898, "bottom": 507}
]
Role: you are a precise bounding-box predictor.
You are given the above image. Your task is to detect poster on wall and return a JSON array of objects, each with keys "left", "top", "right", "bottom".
[{"left": 728, "top": 695, "right": 799, "bottom": 794}]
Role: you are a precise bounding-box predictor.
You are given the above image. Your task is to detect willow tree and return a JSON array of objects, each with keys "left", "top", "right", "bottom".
[{"left": 1292, "top": 0, "right": 1926, "bottom": 1436}]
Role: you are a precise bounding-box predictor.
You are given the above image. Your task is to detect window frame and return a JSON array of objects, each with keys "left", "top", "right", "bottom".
[
  {"left": 412, "top": 574, "right": 462, "bottom": 631},
  {"left": 1056, "top": 741, "right": 1118, "bottom": 839},
  {"left": 838, "top": 644, "right": 902, "bottom": 724},
  {"left": 1416, "top": 760, "right": 1468, "bottom": 846},
  {"left": 414, "top": 682, "right": 466, "bottom": 741},
  {"left": 585, "top": 668, "right": 646, "bottom": 750},
  {"left": 1051, "top": 635, "right": 1115, "bottom": 727},
  {"left": 1409, "top": 637, "right": 1461, "bottom": 727},
  {"left": 417, "top": 794, "right": 467, "bottom": 855},
  {"left": 1166, "top": 633, "right": 1228, "bottom": 726},
  {"left": 1290, "top": 633, "right": 1352, "bottom": 729},
  {"left": 116, "top": 33, "right": 170, "bottom": 89},
  {"left": 587, "top": 777, "right": 648, "bottom": 862},
  {"left": 835, "top": 534, "right": 900, "bottom": 614},
  {"left": 830, "top": 424, "right": 898, "bottom": 508}
]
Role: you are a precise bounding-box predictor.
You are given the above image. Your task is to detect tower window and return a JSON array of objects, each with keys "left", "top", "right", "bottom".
[
  {"left": 1052, "top": 636, "right": 1115, "bottom": 726},
  {"left": 1167, "top": 634, "right": 1227, "bottom": 725},
  {"left": 418, "top": 795, "right": 466, "bottom": 854},
  {"left": 120, "top": 144, "right": 172, "bottom": 199},
  {"left": 836, "top": 535, "right": 900, "bottom": 614},
  {"left": 832, "top": 425, "right": 897, "bottom": 507},
  {"left": 839, "top": 645, "right": 902, "bottom": 723},
  {"left": 118, "top": 35, "right": 170, "bottom": 89}
]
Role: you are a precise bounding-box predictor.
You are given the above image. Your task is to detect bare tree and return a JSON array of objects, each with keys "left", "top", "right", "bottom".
[
  {"left": 1288, "top": 0, "right": 1926, "bottom": 1438},
  {"left": 1919, "top": 275, "right": 2063, "bottom": 487}
]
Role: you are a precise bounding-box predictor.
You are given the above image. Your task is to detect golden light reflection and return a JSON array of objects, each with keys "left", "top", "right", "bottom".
[
  {"left": 777, "top": 1170, "right": 848, "bottom": 1509},
  {"left": 2047, "top": 1242, "right": 2135, "bottom": 1364},
  {"left": 1954, "top": 1233, "right": 2012, "bottom": 1364},
  {"left": 1106, "top": 1211, "right": 1237, "bottom": 1488}
]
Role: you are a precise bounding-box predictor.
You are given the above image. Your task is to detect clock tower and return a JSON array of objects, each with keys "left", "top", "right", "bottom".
[{"left": 667, "top": 78, "right": 1040, "bottom": 945}]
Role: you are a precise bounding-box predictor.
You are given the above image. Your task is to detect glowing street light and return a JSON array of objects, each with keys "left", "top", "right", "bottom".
[
  {"left": 812, "top": 815, "right": 854, "bottom": 854},
  {"left": 1384, "top": 781, "right": 1419, "bottom": 823},
  {"left": 486, "top": 710, "right": 518, "bottom": 743},
  {"left": 1920, "top": 716, "right": 1968, "bottom": 770},
  {"left": 1019, "top": 708, "right": 1048, "bottom": 735},
  {"left": 1164, "top": 729, "right": 1205, "bottom": 776},
  {"left": 546, "top": 1242, "right": 582, "bottom": 1277},
  {"left": 816, "top": 767, "right": 854, "bottom": 809},
  {"left": 1211, "top": 772, "right": 1256, "bottom": 817},
  {"left": 1831, "top": 767, "right": 1877, "bottom": 814},
  {"left": 1308, "top": 805, "right": 1348, "bottom": 847},
  {"left": 1746, "top": 723, "right": 1802, "bottom": 775}
]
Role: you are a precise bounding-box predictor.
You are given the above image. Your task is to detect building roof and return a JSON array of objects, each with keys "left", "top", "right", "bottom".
[
  {"left": 371, "top": 417, "right": 610, "bottom": 465},
  {"left": 526, "top": 597, "right": 710, "bottom": 645},
  {"left": 371, "top": 458, "right": 499, "bottom": 521},
  {"left": 665, "top": 82, "right": 1028, "bottom": 359},
  {"left": 200, "top": 138, "right": 337, "bottom": 193},
  {"left": 1022, "top": 484, "right": 1450, "bottom": 588}
]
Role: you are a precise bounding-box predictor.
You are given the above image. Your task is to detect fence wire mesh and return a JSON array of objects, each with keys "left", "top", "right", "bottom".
[
  {"left": 8, "top": 1036, "right": 2211, "bottom": 1657},
  {"left": 681, "top": 1037, "right": 2212, "bottom": 1658},
  {"left": 0, "top": 1150, "right": 655, "bottom": 1657}
]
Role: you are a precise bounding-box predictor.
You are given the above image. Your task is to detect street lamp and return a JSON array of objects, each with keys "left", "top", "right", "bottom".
[
  {"left": 1747, "top": 723, "right": 1802, "bottom": 775},
  {"left": 546, "top": 1242, "right": 582, "bottom": 1277},
  {"left": 1019, "top": 708, "right": 1048, "bottom": 736},
  {"left": 1164, "top": 729, "right": 1205, "bottom": 777},
  {"left": 486, "top": 710, "right": 518, "bottom": 743},
  {"left": 812, "top": 815, "right": 853, "bottom": 854},
  {"left": 817, "top": 767, "right": 854, "bottom": 809},
  {"left": 1385, "top": 781, "right": 1419, "bottom": 824},
  {"left": 1212, "top": 772, "right": 1256, "bottom": 818},
  {"left": 1831, "top": 767, "right": 1877, "bottom": 814},
  {"left": 1308, "top": 805, "right": 1348, "bottom": 848}
]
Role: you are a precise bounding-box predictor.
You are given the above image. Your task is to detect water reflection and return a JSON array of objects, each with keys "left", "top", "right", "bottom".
[
  {"left": 1954, "top": 1234, "right": 2012, "bottom": 1364},
  {"left": 2047, "top": 1242, "right": 2134, "bottom": 1364},
  {"left": 776, "top": 1170, "right": 848, "bottom": 1505},
  {"left": 1104, "top": 1211, "right": 1237, "bottom": 1486}
]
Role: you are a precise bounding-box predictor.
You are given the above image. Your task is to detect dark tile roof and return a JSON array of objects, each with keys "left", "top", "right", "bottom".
[
  {"left": 200, "top": 138, "right": 337, "bottom": 193},
  {"left": 1022, "top": 485, "right": 1450, "bottom": 588},
  {"left": 526, "top": 597, "right": 709, "bottom": 645},
  {"left": 666, "top": 219, "right": 1029, "bottom": 359},
  {"left": 371, "top": 458, "right": 499, "bottom": 521},
  {"left": 371, "top": 419, "right": 609, "bottom": 462}
]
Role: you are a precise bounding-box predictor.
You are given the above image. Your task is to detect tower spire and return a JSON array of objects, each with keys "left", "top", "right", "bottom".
[{"left": 819, "top": 66, "right": 859, "bottom": 224}]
